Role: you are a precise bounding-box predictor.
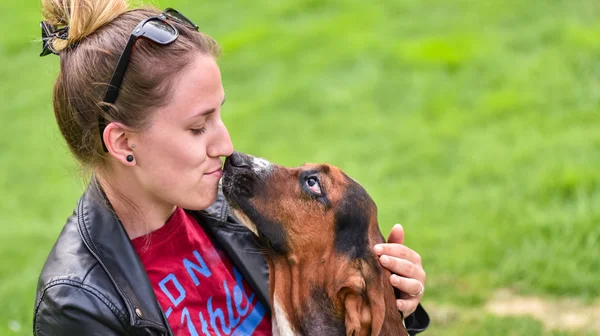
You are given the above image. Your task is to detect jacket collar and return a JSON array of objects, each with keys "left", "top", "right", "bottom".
[{"left": 76, "top": 179, "right": 169, "bottom": 333}]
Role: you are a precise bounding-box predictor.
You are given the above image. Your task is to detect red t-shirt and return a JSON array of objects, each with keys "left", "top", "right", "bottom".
[{"left": 132, "top": 207, "right": 271, "bottom": 336}]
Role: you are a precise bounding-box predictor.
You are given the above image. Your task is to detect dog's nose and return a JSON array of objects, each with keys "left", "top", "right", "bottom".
[{"left": 228, "top": 151, "right": 250, "bottom": 168}]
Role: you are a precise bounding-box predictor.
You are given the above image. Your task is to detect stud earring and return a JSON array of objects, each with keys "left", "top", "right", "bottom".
[
  {"left": 126, "top": 155, "right": 134, "bottom": 162},
  {"left": 131, "top": 144, "right": 136, "bottom": 149}
]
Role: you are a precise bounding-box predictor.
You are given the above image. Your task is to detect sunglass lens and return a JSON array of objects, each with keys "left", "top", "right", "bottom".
[
  {"left": 144, "top": 19, "right": 178, "bottom": 44},
  {"left": 164, "top": 8, "right": 198, "bottom": 30}
]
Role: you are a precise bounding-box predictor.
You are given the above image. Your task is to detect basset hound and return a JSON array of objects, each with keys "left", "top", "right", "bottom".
[{"left": 222, "top": 151, "right": 409, "bottom": 336}]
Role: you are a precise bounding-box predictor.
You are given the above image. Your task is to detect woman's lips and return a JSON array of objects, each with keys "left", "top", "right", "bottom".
[{"left": 205, "top": 167, "right": 223, "bottom": 178}]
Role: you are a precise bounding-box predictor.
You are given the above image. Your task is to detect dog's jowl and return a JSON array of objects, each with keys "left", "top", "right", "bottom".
[{"left": 223, "top": 151, "right": 409, "bottom": 336}]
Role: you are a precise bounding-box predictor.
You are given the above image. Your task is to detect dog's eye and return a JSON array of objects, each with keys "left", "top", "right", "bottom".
[{"left": 306, "top": 176, "right": 321, "bottom": 195}]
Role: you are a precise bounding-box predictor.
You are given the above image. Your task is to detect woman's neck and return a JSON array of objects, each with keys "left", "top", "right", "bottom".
[{"left": 95, "top": 170, "right": 176, "bottom": 240}]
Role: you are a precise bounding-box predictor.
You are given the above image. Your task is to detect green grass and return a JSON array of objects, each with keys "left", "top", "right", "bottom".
[{"left": 1, "top": 0, "right": 599, "bottom": 335}]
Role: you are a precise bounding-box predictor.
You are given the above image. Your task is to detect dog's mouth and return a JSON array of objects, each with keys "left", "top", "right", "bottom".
[
  {"left": 227, "top": 199, "right": 280, "bottom": 252},
  {"left": 230, "top": 207, "right": 259, "bottom": 236},
  {"left": 229, "top": 207, "right": 279, "bottom": 251},
  {"left": 221, "top": 168, "right": 258, "bottom": 236}
]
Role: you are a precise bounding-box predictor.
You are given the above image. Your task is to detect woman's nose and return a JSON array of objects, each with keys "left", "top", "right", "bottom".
[{"left": 208, "top": 119, "right": 234, "bottom": 158}]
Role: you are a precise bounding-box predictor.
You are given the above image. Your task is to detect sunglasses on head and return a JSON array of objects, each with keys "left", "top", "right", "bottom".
[{"left": 99, "top": 8, "right": 199, "bottom": 152}]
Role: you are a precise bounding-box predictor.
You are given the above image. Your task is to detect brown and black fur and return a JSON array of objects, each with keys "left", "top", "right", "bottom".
[{"left": 222, "top": 151, "right": 408, "bottom": 336}]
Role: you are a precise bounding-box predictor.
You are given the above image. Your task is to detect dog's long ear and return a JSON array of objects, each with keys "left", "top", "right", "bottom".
[
  {"left": 363, "top": 258, "right": 388, "bottom": 336},
  {"left": 340, "top": 285, "right": 364, "bottom": 336},
  {"left": 335, "top": 261, "right": 395, "bottom": 336},
  {"left": 334, "top": 178, "right": 407, "bottom": 335},
  {"left": 365, "top": 225, "right": 389, "bottom": 335},
  {"left": 364, "top": 228, "right": 409, "bottom": 336},
  {"left": 336, "top": 272, "right": 371, "bottom": 336}
]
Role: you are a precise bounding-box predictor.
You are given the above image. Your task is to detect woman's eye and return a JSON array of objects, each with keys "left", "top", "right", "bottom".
[
  {"left": 306, "top": 176, "right": 321, "bottom": 195},
  {"left": 191, "top": 127, "right": 207, "bottom": 135}
]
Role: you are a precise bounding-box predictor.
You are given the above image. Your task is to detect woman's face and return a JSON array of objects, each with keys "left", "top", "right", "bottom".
[{"left": 128, "top": 53, "right": 233, "bottom": 211}]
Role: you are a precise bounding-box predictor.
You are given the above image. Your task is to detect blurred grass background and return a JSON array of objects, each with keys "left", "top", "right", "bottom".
[{"left": 1, "top": 0, "right": 599, "bottom": 335}]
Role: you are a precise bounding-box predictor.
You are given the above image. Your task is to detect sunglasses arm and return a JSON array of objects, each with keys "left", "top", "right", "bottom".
[
  {"left": 103, "top": 34, "right": 138, "bottom": 105},
  {"left": 99, "top": 34, "right": 137, "bottom": 152}
]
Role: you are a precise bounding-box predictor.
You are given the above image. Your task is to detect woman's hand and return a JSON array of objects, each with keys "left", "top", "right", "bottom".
[{"left": 373, "top": 224, "right": 426, "bottom": 317}]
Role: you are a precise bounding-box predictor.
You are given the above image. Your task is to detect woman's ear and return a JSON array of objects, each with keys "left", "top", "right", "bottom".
[{"left": 103, "top": 122, "right": 135, "bottom": 165}]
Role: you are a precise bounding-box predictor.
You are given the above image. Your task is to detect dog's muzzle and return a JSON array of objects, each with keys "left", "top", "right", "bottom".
[{"left": 222, "top": 151, "right": 273, "bottom": 202}]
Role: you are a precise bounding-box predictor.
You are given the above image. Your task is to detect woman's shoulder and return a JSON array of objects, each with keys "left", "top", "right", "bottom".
[
  {"left": 36, "top": 179, "right": 122, "bottom": 291},
  {"left": 34, "top": 210, "right": 128, "bottom": 335},
  {"left": 35, "top": 210, "right": 121, "bottom": 304},
  {"left": 37, "top": 211, "right": 97, "bottom": 284}
]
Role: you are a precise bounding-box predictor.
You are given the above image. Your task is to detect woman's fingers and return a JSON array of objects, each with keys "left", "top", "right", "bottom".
[
  {"left": 387, "top": 223, "right": 405, "bottom": 245},
  {"left": 389, "top": 275, "right": 423, "bottom": 316},
  {"left": 374, "top": 243, "right": 423, "bottom": 267},
  {"left": 373, "top": 224, "right": 427, "bottom": 317},
  {"left": 390, "top": 274, "right": 424, "bottom": 297}
]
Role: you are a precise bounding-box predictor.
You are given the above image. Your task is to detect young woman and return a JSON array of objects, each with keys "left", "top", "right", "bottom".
[{"left": 34, "top": 0, "right": 429, "bottom": 335}]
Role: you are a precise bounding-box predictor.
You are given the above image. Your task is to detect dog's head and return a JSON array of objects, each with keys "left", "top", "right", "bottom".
[{"left": 222, "top": 151, "right": 406, "bottom": 336}]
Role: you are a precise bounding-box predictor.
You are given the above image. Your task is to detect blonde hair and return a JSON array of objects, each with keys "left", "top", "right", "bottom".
[
  {"left": 42, "top": 0, "right": 129, "bottom": 52},
  {"left": 40, "top": 0, "right": 221, "bottom": 168}
]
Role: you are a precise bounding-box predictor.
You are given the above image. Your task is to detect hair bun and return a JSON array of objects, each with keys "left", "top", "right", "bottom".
[{"left": 41, "top": 0, "right": 129, "bottom": 53}]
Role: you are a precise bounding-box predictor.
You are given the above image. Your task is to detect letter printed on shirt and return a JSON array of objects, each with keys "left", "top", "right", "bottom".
[{"left": 184, "top": 250, "right": 212, "bottom": 286}]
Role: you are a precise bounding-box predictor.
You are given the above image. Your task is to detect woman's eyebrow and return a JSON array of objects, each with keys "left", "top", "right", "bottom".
[{"left": 188, "top": 96, "right": 226, "bottom": 119}]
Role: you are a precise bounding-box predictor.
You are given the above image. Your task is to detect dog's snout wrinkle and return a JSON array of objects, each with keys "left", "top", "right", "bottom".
[{"left": 251, "top": 156, "right": 272, "bottom": 174}]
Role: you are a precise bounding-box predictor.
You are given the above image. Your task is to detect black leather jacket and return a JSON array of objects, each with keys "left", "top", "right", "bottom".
[{"left": 34, "top": 180, "right": 429, "bottom": 335}]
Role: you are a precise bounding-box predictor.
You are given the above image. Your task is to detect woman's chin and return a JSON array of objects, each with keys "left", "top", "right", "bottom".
[{"left": 183, "top": 192, "right": 218, "bottom": 211}]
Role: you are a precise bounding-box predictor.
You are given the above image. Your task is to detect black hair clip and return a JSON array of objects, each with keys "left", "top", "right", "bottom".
[{"left": 40, "top": 21, "right": 69, "bottom": 57}]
